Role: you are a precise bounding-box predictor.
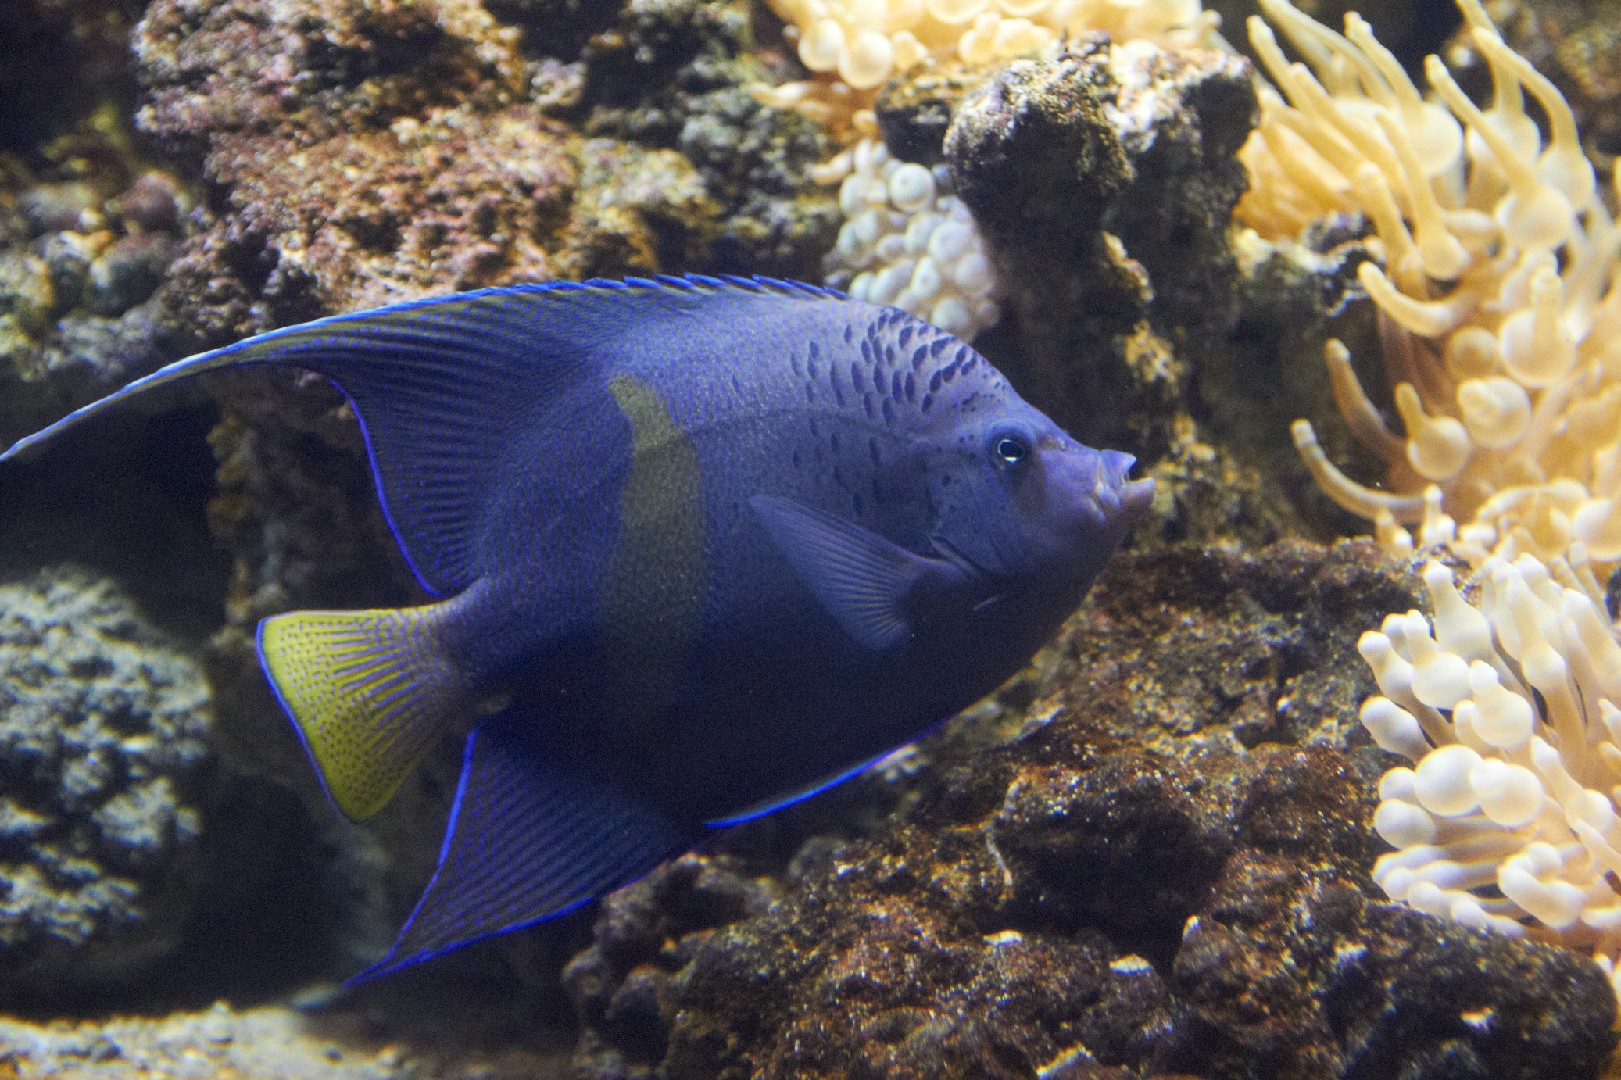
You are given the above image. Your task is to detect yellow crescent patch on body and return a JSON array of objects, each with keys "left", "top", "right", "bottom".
[{"left": 603, "top": 374, "right": 707, "bottom": 720}]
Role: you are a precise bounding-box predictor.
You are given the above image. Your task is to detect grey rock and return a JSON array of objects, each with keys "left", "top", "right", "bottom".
[{"left": 0, "top": 566, "right": 211, "bottom": 997}]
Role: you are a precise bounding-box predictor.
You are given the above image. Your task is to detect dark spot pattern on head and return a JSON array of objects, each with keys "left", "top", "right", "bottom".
[
  {"left": 868, "top": 437, "right": 881, "bottom": 466},
  {"left": 881, "top": 398, "right": 895, "bottom": 425},
  {"left": 731, "top": 374, "right": 744, "bottom": 401},
  {"left": 850, "top": 361, "right": 865, "bottom": 393},
  {"left": 863, "top": 393, "right": 875, "bottom": 421},
  {"left": 890, "top": 370, "right": 904, "bottom": 402},
  {"left": 830, "top": 362, "right": 845, "bottom": 408},
  {"left": 920, "top": 392, "right": 933, "bottom": 414},
  {"left": 830, "top": 430, "right": 840, "bottom": 455},
  {"left": 930, "top": 337, "right": 949, "bottom": 357},
  {"left": 791, "top": 351, "right": 802, "bottom": 378},
  {"left": 843, "top": 324, "right": 854, "bottom": 344},
  {"left": 806, "top": 343, "right": 820, "bottom": 382},
  {"left": 904, "top": 373, "right": 915, "bottom": 403}
]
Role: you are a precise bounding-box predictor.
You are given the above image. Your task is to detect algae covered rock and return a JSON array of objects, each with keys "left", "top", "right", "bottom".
[
  {"left": 0, "top": 162, "right": 189, "bottom": 448},
  {"left": 0, "top": 566, "right": 210, "bottom": 999},
  {"left": 945, "top": 36, "right": 1256, "bottom": 456},
  {"left": 562, "top": 540, "right": 1620, "bottom": 1078}
]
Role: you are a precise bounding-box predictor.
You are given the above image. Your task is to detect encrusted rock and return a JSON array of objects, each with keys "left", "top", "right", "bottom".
[
  {"left": 937, "top": 35, "right": 1373, "bottom": 544},
  {"left": 946, "top": 37, "right": 1253, "bottom": 452},
  {"left": 563, "top": 540, "right": 1619, "bottom": 1078},
  {"left": 1165, "top": 851, "right": 1615, "bottom": 1079},
  {"left": 0, "top": 566, "right": 210, "bottom": 998},
  {"left": 0, "top": 159, "right": 189, "bottom": 447}
]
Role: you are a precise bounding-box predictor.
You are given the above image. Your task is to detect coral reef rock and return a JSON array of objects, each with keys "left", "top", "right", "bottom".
[
  {"left": 577, "top": 0, "right": 840, "bottom": 278},
  {"left": 945, "top": 36, "right": 1257, "bottom": 455},
  {"left": 934, "top": 33, "right": 1346, "bottom": 546},
  {"left": 0, "top": 566, "right": 211, "bottom": 1000},
  {"left": 562, "top": 540, "right": 1619, "bottom": 1079},
  {"left": 134, "top": 0, "right": 579, "bottom": 338},
  {"left": 0, "top": 999, "right": 572, "bottom": 1078},
  {"left": 0, "top": 161, "right": 189, "bottom": 447}
]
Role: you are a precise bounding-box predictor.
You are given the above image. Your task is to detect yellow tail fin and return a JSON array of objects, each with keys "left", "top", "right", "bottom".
[{"left": 257, "top": 605, "right": 464, "bottom": 820}]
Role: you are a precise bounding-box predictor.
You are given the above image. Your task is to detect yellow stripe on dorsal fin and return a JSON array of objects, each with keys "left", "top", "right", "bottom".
[{"left": 257, "top": 605, "right": 465, "bottom": 820}]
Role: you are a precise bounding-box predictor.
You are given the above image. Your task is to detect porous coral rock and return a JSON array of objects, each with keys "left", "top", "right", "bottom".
[
  {"left": 944, "top": 34, "right": 1311, "bottom": 545},
  {"left": 1167, "top": 847, "right": 1615, "bottom": 1079},
  {"left": 759, "top": 0, "right": 1223, "bottom": 344},
  {"left": 134, "top": 0, "right": 728, "bottom": 340},
  {"left": 572, "top": 0, "right": 842, "bottom": 277},
  {"left": 0, "top": 158, "right": 189, "bottom": 447},
  {"left": 0, "top": 566, "right": 210, "bottom": 998},
  {"left": 562, "top": 853, "right": 779, "bottom": 1074},
  {"left": 563, "top": 539, "right": 1619, "bottom": 1078}
]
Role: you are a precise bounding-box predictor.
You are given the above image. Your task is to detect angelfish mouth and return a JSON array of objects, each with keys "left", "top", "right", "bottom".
[{"left": 1093, "top": 451, "right": 1155, "bottom": 523}]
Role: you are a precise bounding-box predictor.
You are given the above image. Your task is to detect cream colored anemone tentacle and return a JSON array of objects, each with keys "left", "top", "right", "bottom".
[
  {"left": 1292, "top": 419, "right": 1427, "bottom": 522},
  {"left": 1324, "top": 339, "right": 1405, "bottom": 462}
]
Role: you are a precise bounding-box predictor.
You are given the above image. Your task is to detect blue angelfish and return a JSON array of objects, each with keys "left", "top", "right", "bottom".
[{"left": 2, "top": 276, "right": 1153, "bottom": 979}]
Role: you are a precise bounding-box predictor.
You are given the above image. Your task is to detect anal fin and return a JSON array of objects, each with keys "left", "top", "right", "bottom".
[
  {"left": 257, "top": 604, "right": 466, "bottom": 821},
  {"left": 355, "top": 710, "right": 685, "bottom": 981}
]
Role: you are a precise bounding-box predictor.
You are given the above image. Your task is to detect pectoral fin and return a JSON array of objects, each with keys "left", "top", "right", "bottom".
[{"left": 750, "top": 494, "right": 966, "bottom": 651}]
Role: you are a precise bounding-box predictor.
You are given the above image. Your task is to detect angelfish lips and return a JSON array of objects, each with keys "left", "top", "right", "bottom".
[{"left": 1080, "top": 449, "right": 1155, "bottom": 527}]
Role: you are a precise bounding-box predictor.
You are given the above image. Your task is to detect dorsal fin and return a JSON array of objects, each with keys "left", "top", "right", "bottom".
[{"left": 0, "top": 276, "right": 843, "bottom": 596}]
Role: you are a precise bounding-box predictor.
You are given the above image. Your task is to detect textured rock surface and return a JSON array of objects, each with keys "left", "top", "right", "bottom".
[
  {"left": 576, "top": 0, "right": 839, "bottom": 277},
  {"left": 133, "top": 0, "right": 831, "bottom": 344},
  {"left": 563, "top": 540, "right": 1620, "bottom": 1079},
  {"left": 0, "top": 160, "right": 190, "bottom": 447},
  {"left": 0, "top": 999, "right": 572, "bottom": 1078},
  {"left": 939, "top": 36, "right": 1378, "bottom": 544},
  {"left": 0, "top": 567, "right": 210, "bottom": 999},
  {"left": 946, "top": 38, "right": 1254, "bottom": 455},
  {"left": 0, "top": 0, "right": 146, "bottom": 156}
]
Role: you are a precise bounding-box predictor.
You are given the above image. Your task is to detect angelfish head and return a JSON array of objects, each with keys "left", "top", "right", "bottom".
[{"left": 928, "top": 409, "right": 1155, "bottom": 591}]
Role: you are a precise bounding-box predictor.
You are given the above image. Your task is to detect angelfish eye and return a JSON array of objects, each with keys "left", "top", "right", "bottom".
[{"left": 994, "top": 437, "right": 1028, "bottom": 465}]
